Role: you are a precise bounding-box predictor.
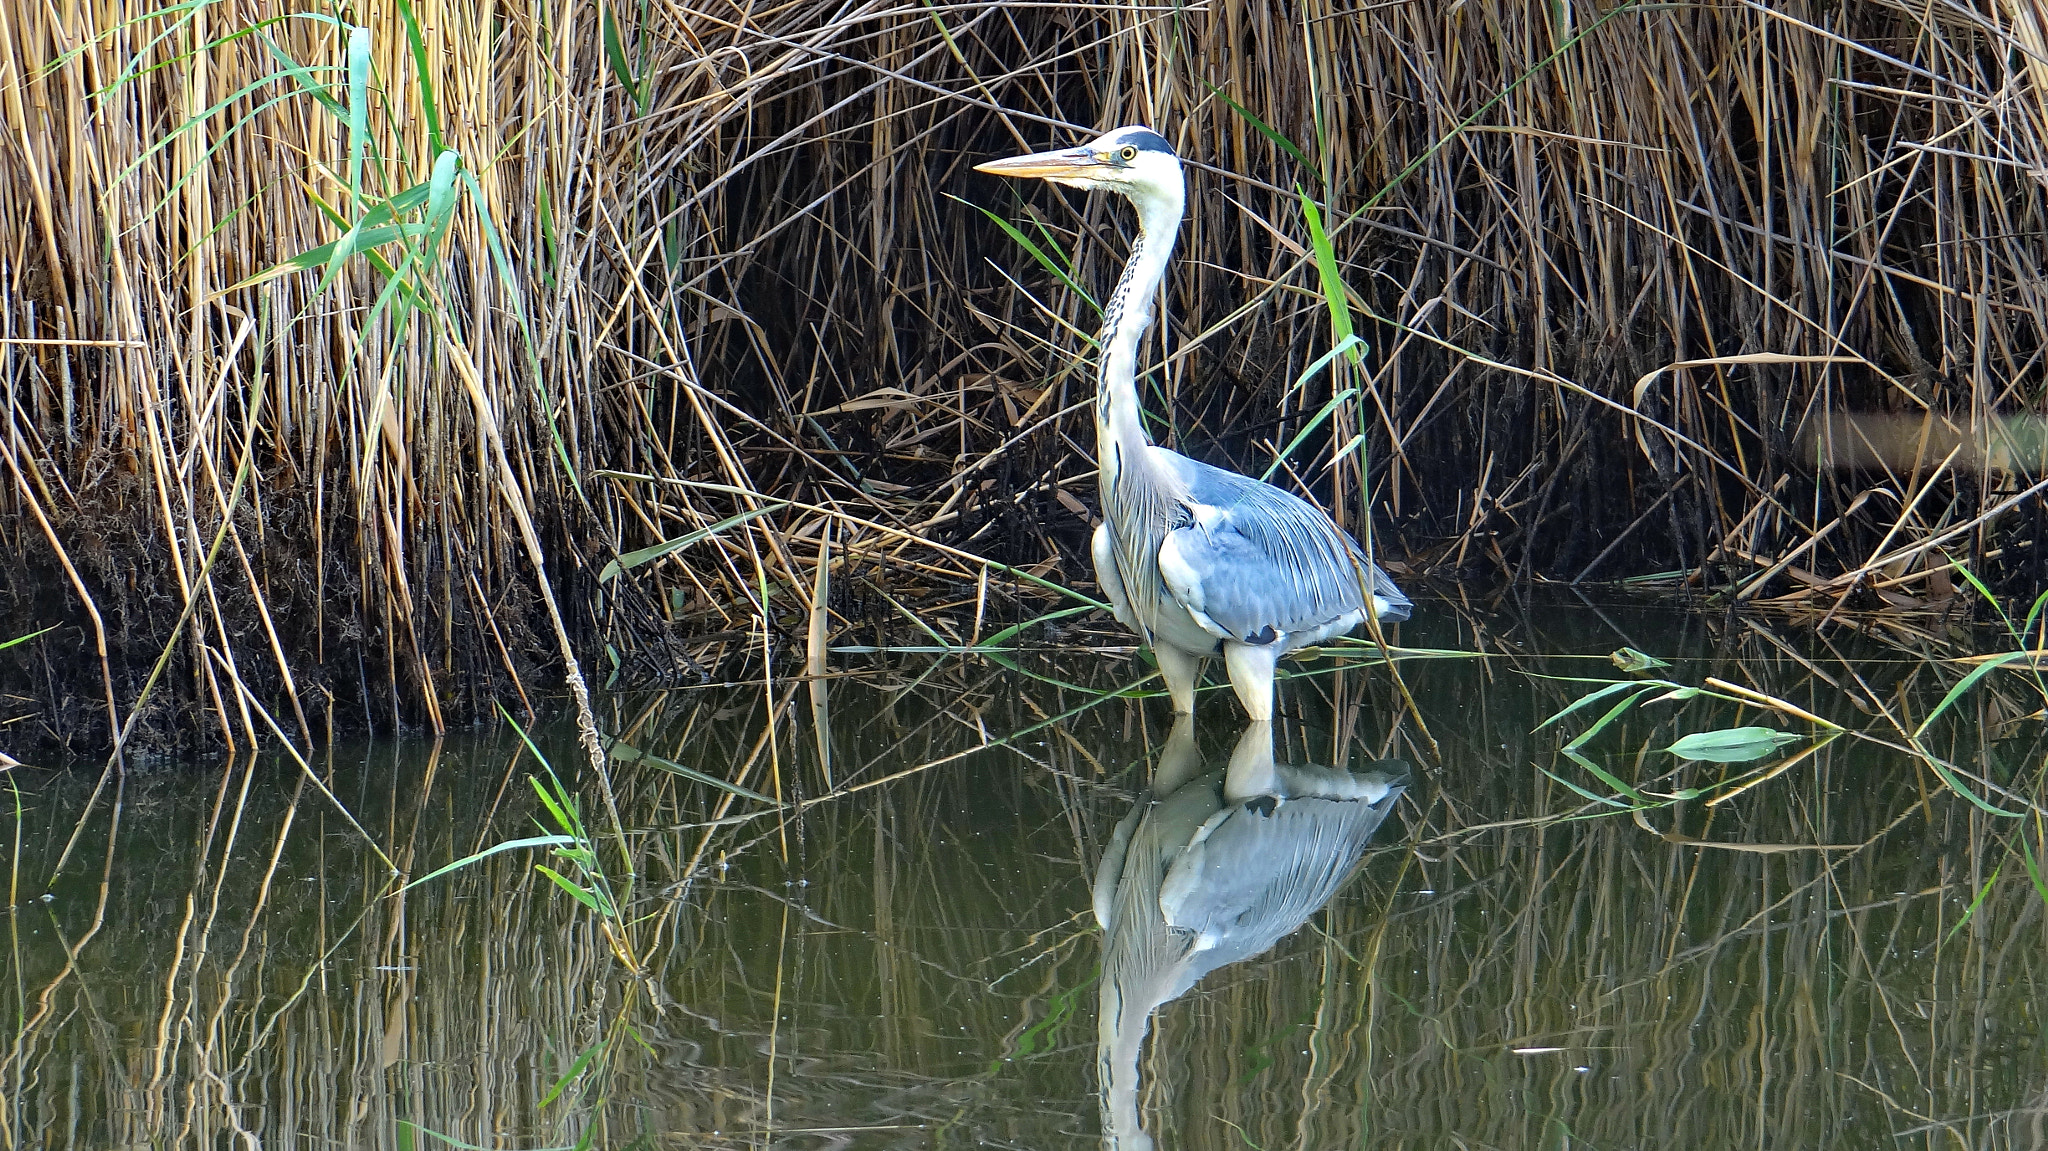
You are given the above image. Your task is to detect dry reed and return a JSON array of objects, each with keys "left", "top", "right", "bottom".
[{"left": 5, "top": 0, "right": 2048, "bottom": 744}]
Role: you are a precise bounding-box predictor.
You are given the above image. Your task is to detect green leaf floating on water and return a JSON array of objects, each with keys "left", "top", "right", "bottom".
[
  {"left": 1611, "top": 646, "right": 1671, "bottom": 672},
  {"left": 1664, "top": 726, "right": 1802, "bottom": 762}
]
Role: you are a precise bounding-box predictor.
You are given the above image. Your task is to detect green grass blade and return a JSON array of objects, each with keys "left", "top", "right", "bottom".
[
  {"left": 973, "top": 604, "right": 1095, "bottom": 649},
  {"left": 423, "top": 148, "right": 460, "bottom": 267},
  {"left": 598, "top": 504, "right": 784, "bottom": 582},
  {"left": 2021, "top": 832, "right": 2048, "bottom": 909},
  {"left": 392, "top": 0, "right": 444, "bottom": 155},
  {"left": 345, "top": 24, "right": 370, "bottom": 205},
  {"left": 872, "top": 584, "right": 950, "bottom": 646},
  {"left": 1947, "top": 558, "right": 2015, "bottom": 633},
  {"left": 400, "top": 835, "right": 579, "bottom": 891},
  {"left": 535, "top": 864, "right": 603, "bottom": 913},
  {"left": 497, "top": 702, "right": 577, "bottom": 791},
  {"left": 1260, "top": 381, "right": 1358, "bottom": 482},
  {"left": 1284, "top": 337, "right": 1368, "bottom": 400},
  {"left": 354, "top": 243, "right": 425, "bottom": 353},
  {"left": 1913, "top": 748, "right": 2023, "bottom": 818},
  {"left": 535, "top": 180, "right": 560, "bottom": 288},
  {"left": 602, "top": 4, "right": 642, "bottom": 109},
  {"left": 1560, "top": 685, "right": 1657, "bottom": 749},
  {"left": 1943, "top": 861, "right": 2002, "bottom": 942},
  {"left": 317, "top": 217, "right": 369, "bottom": 298},
  {"left": 1542, "top": 763, "right": 1630, "bottom": 808},
  {"left": 1533, "top": 679, "right": 1646, "bottom": 731},
  {"left": 1663, "top": 727, "right": 1802, "bottom": 763},
  {"left": 1914, "top": 651, "right": 2031, "bottom": 738},
  {"left": 110, "top": 72, "right": 307, "bottom": 202},
  {"left": 1023, "top": 215, "right": 1073, "bottom": 271},
  {"left": 75, "top": 0, "right": 218, "bottom": 91},
  {"left": 1206, "top": 82, "right": 1315, "bottom": 173},
  {"left": 1297, "top": 187, "right": 1362, "bottom": 364},
  {"left": 254, "top": 26, "right": 345, "bottom": 117},
  {"left": 609, "top": 740, "right": 780, "bottom": 805},
  {"left": 2021, "top": 587, "right": 2048, "bottom": 644},
  {"left": 0, "top": 627, "right": 54, "bottom": 652},
  {"left": 953, "top": 194, "right": 1100, "bottom": 317},
  {"left": 1562, "top": 747, "right": 1648, "bottom": 804},
  {"left": 539, "top": 1041, "right": 603, "bottom": 1108},
  {"left": 233, "top": 221, "right": 429, "bottom": 292},
  {"left": 528, "top": 774, "right": 583, "bottom": 838},
  {"left": 310, "top": 181, "right": 430, "bottom": 232}
]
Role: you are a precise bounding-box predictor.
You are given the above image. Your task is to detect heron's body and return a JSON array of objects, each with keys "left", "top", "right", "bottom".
[{"left": 978, "top": 126, "right": 1410, "bottom": 720}]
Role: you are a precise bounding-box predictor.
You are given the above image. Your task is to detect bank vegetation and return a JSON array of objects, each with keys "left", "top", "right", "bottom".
[{"left": 5, "top": 0, "right": 2048, "bottom": 750}]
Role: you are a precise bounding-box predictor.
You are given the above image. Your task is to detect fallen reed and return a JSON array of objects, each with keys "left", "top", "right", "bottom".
[{"left": 4, "top": 0, "right": 2048, "bottom": 746}]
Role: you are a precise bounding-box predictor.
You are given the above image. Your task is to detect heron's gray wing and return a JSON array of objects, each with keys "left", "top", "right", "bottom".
[
  {"left": 1157, "top": 782, "right": 1406, "bottom": 967},
  {"left": 1153, "top": 452, "right": 1409, "bottom": 645}
]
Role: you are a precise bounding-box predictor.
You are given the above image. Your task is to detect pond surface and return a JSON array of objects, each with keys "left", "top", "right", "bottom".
[{"left": 5, "top": 595, "right": 2046, "bottom": 1149}]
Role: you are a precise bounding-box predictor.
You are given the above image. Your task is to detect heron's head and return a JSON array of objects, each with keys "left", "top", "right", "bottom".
[{"left": 975, "top": 125, "right": 1183, "bottom": 215}]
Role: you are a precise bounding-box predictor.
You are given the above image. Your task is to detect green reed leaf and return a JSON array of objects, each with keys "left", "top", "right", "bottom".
[
  {"left": 400, "top": 834, "right": 578, "bottom": 891},
  {"left": 598, "top": 504, "right": 784, "bottom": 583},
  {"left": 1664, "top": 727, "right": 1802, "bottom": 763},
  {"left": 1298, "top": 187, "right": 1362, "bottom": 365}
]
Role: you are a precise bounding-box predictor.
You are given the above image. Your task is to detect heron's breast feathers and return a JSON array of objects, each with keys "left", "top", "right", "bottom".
[{"left": 1155, "top": 509, "right": 1235, "bottom": 642}]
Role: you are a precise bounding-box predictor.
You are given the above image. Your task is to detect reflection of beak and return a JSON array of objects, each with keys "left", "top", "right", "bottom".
[{"left": 973, "top": 146, "right": 1105, "bottom": 185}]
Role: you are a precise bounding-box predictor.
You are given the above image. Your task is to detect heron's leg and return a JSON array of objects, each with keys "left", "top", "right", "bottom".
[
  {"left": 1221, "top": 719, "right": 1277, "bottom": 802},
  {"left": 1222, "top": 641, "right": 1280, "bottom": 723},
  {"left": 1153, "top": 645, "right": 1203, "bottom": 713},
  {"left": 1152, "top": 713, "right": 1202, "bottom": 793}
]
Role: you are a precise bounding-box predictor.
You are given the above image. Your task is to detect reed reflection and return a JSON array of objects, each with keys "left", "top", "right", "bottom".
[{"left": 1093, "top": 717, "right": 1408, "bottom": 1149}]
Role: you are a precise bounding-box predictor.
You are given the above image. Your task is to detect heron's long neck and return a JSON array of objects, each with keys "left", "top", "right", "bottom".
[{"left": 1097, "top": 187, "right": 1184, "bottom": 471}]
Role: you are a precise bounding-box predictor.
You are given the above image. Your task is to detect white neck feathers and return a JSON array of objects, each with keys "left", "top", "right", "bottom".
[{"left": 1097, "top": 179, "right": 1185, "bottom": 464}]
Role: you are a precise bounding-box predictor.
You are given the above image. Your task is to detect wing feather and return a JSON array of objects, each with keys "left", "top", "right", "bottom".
[
  {"left": 1092, "top": 521, "right": 1139, "bottom": 631},
  {"left": 1151, "top": 451, "right": 1410, "bottom": 647}
]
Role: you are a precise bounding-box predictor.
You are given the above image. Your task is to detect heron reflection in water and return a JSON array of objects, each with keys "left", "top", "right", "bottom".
[{"left": 1093, "top": 718, "right": 1409, "bottom": 1149}]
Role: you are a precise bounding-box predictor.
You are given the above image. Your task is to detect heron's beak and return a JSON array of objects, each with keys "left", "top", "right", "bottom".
[{"left": 974, "top": 145, "right": 1108, "bottom": 188}]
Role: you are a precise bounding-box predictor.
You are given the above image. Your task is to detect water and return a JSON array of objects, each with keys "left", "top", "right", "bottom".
[{"left": 5, "top": 595, "right": 2045, "bottom": 1148}]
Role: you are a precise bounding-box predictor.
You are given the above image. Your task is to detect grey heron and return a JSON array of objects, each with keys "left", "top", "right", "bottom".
[
  {"left": 976, "top": 126, "right": 1411, "bottom": 721},
  {"left": 1094, "top": 717, "right": 1409, "bottom": 1147}
]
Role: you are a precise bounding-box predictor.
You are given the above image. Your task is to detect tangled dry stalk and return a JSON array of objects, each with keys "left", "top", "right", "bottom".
[{"left": 5, "top": 0, "right": 2048, "bottom": 749}]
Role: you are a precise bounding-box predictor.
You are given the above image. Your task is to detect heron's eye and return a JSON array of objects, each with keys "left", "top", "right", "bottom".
[{"left": 1119, "top": 145, "right": 1138, "bottom": 162}]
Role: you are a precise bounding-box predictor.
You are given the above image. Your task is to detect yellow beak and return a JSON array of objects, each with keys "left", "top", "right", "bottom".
[{"left": 973, "top": 145, "right": 1108, "bottom": 183}]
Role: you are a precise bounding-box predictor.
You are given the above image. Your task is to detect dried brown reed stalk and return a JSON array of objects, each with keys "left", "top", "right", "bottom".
[{"left": 6, "top": 0, "right": 2048, "bottom": 745}]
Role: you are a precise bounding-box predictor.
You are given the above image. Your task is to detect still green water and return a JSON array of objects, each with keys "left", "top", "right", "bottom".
[{"left": 5, "top": 597, "right": 2045, "bottom": 1148}]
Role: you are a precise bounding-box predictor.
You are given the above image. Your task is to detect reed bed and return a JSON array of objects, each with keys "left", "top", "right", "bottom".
[{"left": 5, "top": 0, "right": 2048, "bottom": 744}]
